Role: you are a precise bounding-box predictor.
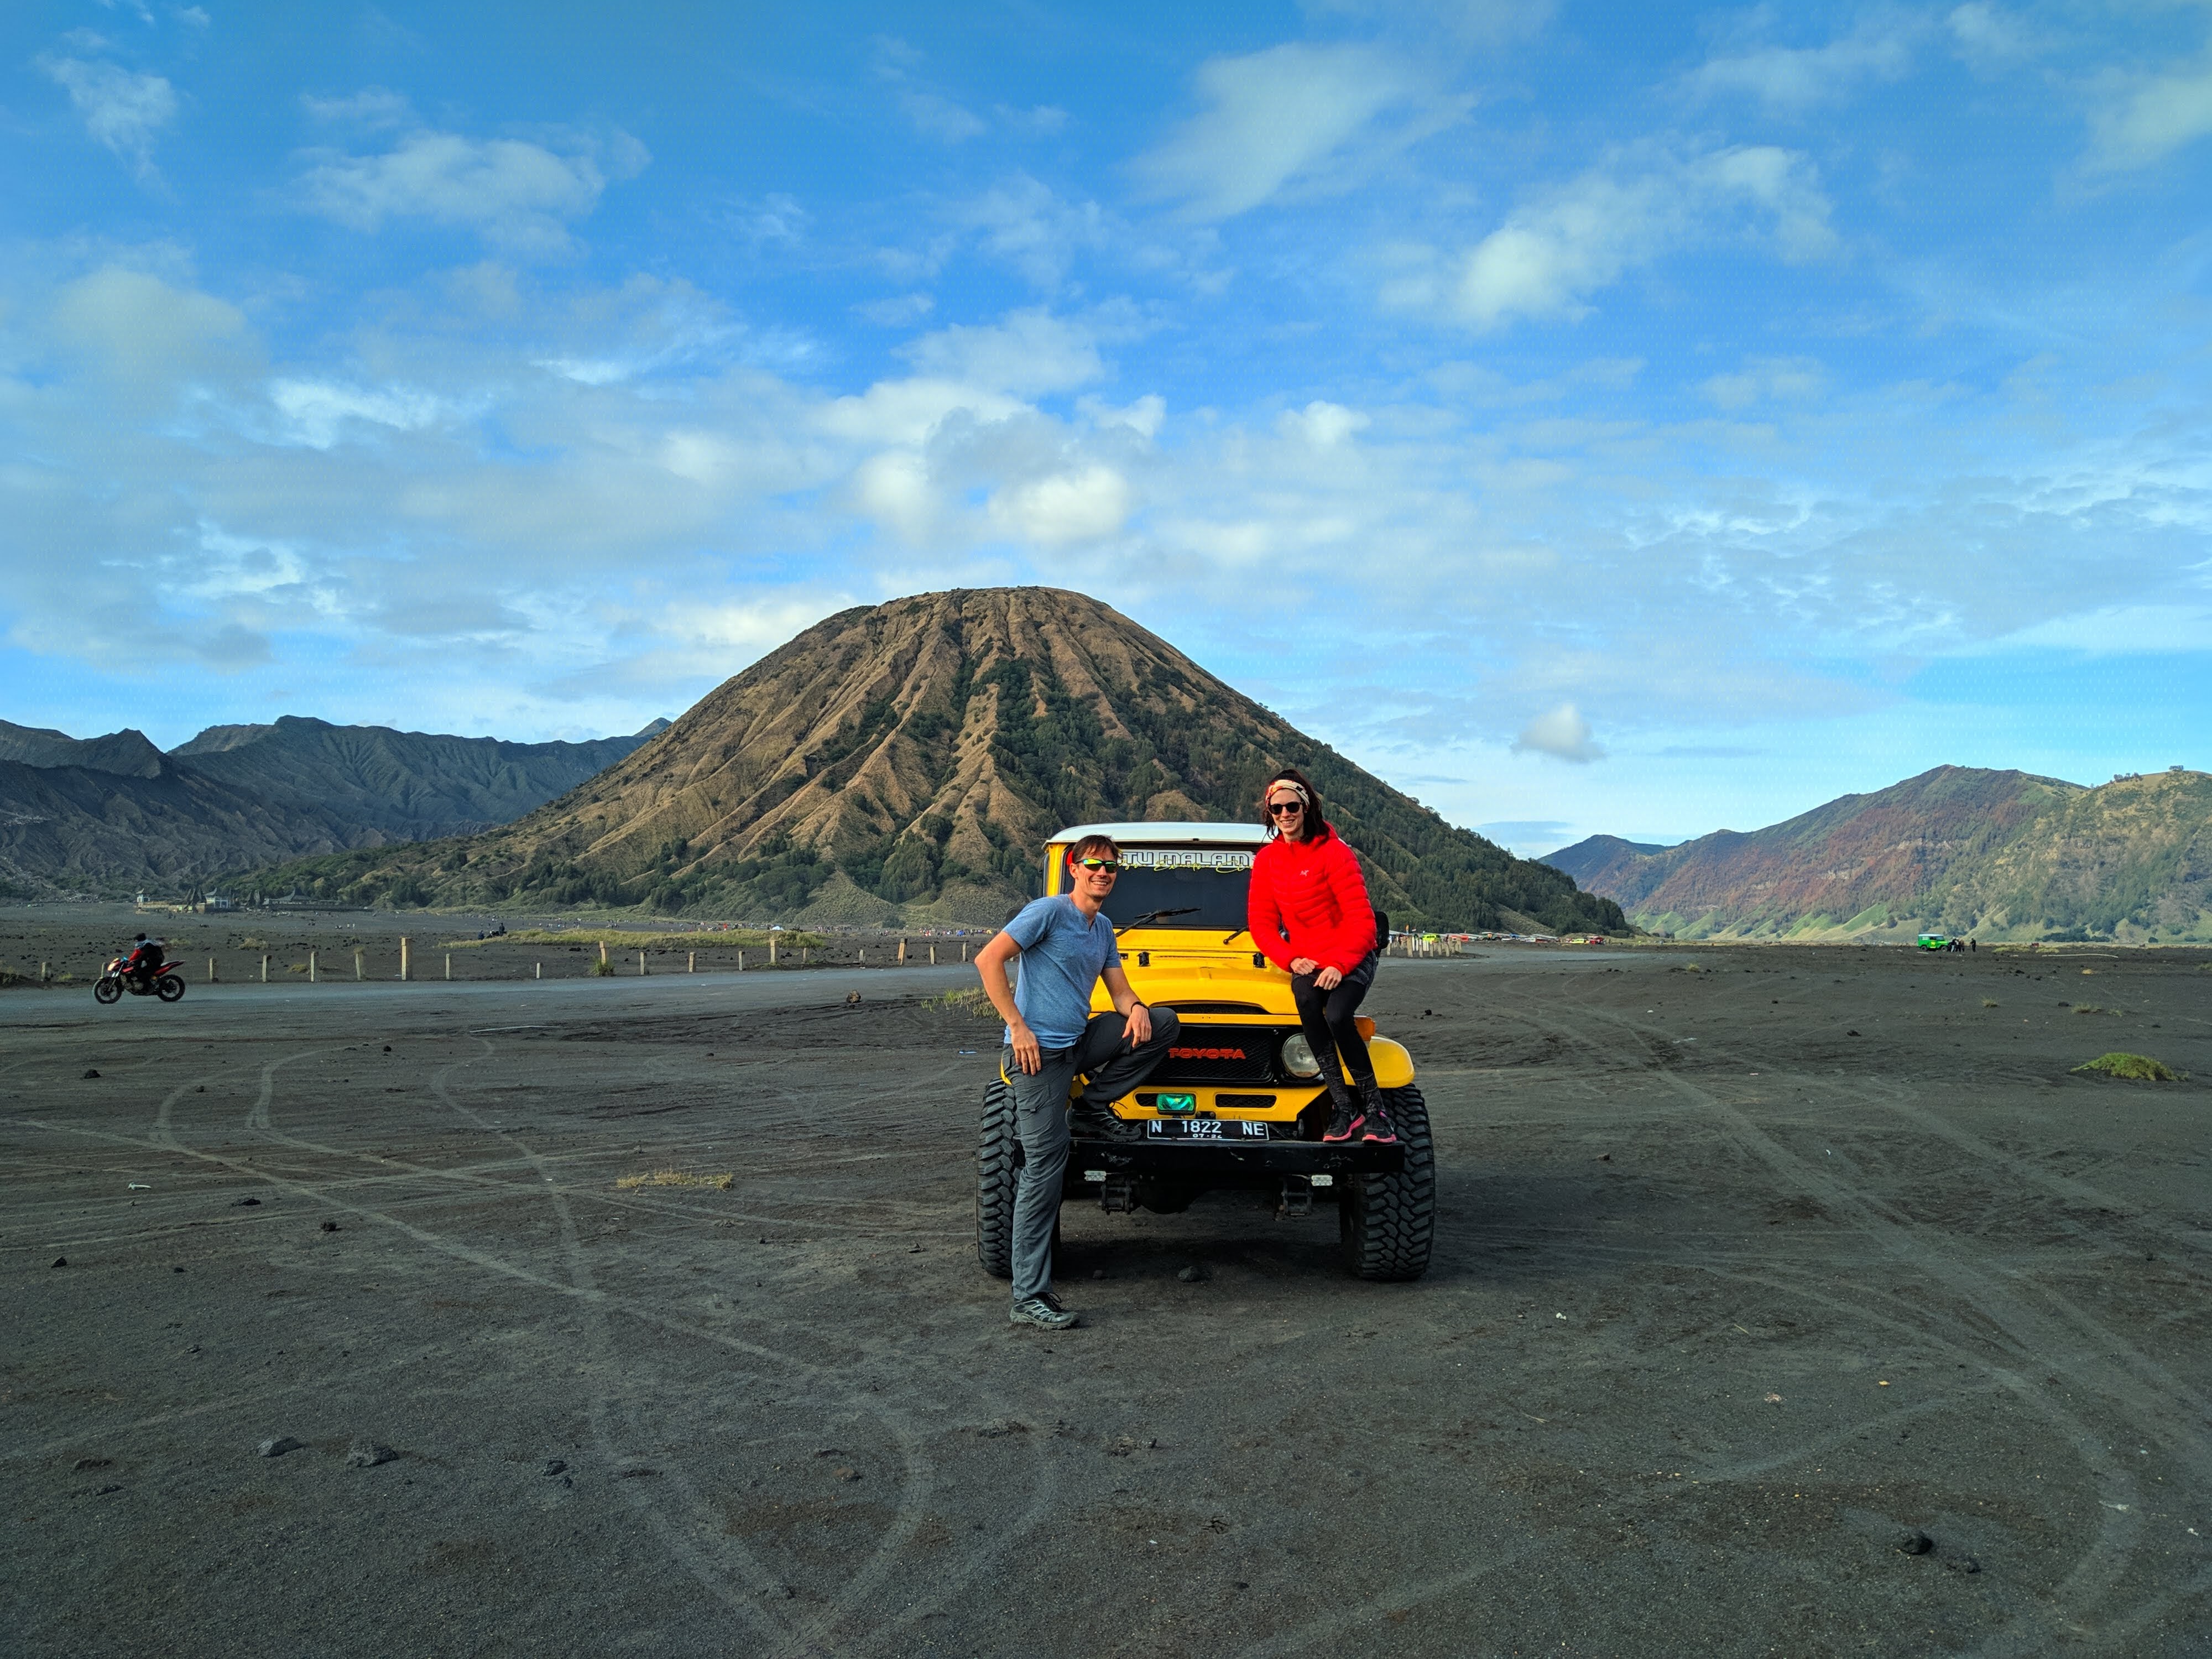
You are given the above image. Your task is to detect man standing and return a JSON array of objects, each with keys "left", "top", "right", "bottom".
[{"left": 975, "top": 833, "right": 1180, "bottom": 1330}]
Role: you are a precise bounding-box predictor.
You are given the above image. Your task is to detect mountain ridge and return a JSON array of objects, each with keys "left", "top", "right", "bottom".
[
  {"left": 251, "top": 588, "right": 1627, "bottom": 933},
  {"left": 1546, "top": 764, "right": 2212, "bottom": 943},
  {"left": 0, "top": 716, "right": 667, "bottom": 898}
]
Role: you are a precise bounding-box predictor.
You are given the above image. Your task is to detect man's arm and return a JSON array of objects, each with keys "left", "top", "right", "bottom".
[
  {"left": 974, "top": 932, "right": 1042, "bottom": 1075},
  {"left": 1100, "top": 963, "right": 1153, "bottom": 1045}
]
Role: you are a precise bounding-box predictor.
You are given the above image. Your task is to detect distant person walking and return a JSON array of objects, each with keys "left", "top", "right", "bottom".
[
  {"left": 1246, "top": 768, "right": 1388, "bottom": 1143},
  {"left": 975, "top": 834, "right": 1180, "bottom": 1331}
]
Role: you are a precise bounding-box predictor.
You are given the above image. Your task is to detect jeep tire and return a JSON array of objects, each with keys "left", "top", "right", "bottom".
[
  {"left": 977, "top": 1078, "right": 1018, "bottom": 1278},
  {"left": 1338, "top": 1085, "right": 1434, "bottom": 1281}
]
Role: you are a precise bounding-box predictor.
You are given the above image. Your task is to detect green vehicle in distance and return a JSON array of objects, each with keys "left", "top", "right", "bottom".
[{"left": 1916, "top": 933, "right": 1966, "bottom": 952}]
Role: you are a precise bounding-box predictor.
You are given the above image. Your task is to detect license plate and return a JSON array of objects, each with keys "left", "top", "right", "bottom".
[
  {"left": 1146, "top": 1118, "right": 1271, "bottom": 1141},
  {"left": 1152, "top": 1092, "right": 1197, "bottom": 1115}
]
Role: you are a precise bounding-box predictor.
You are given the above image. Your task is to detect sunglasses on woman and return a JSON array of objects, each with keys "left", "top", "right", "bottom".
[
  {"left": 1267, "top": 801, "right": 1304, "bottom": 817},
  {"left": 1074, "top": 857, "right": 1122, "bottom": 872}
]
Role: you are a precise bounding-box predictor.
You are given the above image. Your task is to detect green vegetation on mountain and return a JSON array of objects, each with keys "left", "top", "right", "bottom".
[
  {"left": 250, "top": 588, "right": 1626, "bottom": 933},
  {"left": 1546, "top": 764, "right": 2212, "bottom": 943},
  {"left": 0, "top": 716, "right": 666, "bottom": 899}
]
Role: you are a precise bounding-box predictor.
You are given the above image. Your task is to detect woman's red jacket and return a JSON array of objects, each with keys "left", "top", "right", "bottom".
[{"left": 1246, "top": 821, "right": 1376, "bottom": 975}]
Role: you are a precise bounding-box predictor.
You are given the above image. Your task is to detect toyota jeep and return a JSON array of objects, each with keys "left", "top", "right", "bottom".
[{"left": 975, "top": 821, "right": 1434, "bottom": 1282}]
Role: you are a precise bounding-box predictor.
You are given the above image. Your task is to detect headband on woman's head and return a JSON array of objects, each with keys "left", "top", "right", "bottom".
[{"left": 1264, "top": 779, "right": 1311, "bottom": 806}]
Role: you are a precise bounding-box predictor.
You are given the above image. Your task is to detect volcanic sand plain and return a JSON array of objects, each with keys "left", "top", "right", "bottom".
[{"left": 4, "top": 925, "right": 2210, "bottom": 1657}]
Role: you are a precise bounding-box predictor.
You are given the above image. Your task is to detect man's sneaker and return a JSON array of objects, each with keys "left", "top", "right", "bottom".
[
  {"left": 1360, "top": 1098, "right": 1398, "bottom": 1144},
  {"left": 1009, "top": 1293, "right": 1079, "bottom": 1331},
  {"left": 1321, "top": 1102, "right": 1360, "bottom": 1142}
]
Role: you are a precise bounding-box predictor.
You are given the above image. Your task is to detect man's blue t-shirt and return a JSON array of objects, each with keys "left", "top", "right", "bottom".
[{"left": 1003, "top": 894, "right": 1121, "bottom": 1048}]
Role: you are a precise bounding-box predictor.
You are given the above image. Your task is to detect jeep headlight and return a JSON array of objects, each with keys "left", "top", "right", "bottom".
[{"left": 1280, "top": 1032, "right": 1321, "bottom": 1078}]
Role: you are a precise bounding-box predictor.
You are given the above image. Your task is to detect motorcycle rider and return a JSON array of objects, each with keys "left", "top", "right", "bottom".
[{"left": 123, "top": 933, "right": 165, "bottom": 992}]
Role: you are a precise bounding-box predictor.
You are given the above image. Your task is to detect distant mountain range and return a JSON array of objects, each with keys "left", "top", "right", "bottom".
[
  {"left": 0, "top": 716, "right": 666, "bottom": 900},
  {"left": 1543, "top": 764, "right": 2212, "bottom": 945},
  {"left": 249, "top": 587, "right": 1627, "bottom": 934}
]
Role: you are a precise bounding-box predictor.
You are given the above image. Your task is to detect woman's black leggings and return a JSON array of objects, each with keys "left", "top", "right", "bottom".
[{"left": 1291, "top": 956, "right": 1377, "bottom": 1094}]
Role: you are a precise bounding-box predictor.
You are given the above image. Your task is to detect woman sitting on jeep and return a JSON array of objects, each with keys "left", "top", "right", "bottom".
[{"left": 1246, "top": 768, "right": 1391, "bottom": 1144}]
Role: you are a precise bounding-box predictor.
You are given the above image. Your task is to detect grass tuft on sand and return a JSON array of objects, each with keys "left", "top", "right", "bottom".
[
  {"left": 2073, "top": 1052, "right": 2184, "bottom": 1082},
  {"left": 926, "top": 987, "right": 998, "bottom": 1020},
  {"left": 1981, "top": 998, "right": 2000, "bottom": 1008},
  {"left": 615, "top": 1169, "right": 734, "bottom": 1190}
]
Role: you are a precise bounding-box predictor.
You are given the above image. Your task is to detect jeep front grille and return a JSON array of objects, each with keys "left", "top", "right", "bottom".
[{"left": 1155, "top": 1026, "right": 1279, "bottom": 1083}]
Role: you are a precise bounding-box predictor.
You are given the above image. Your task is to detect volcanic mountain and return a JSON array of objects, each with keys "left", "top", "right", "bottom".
[
  {"left": 259, "top": 588, "right": 1625, "bottom": 934},
  {"left": 1545, "top": 764, "right": 2212, "bottom": 943}
]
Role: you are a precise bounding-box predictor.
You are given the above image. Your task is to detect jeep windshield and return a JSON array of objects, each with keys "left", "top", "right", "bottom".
[{"left": 1095, "top": 849, "right": 1254, "bottom": 933}]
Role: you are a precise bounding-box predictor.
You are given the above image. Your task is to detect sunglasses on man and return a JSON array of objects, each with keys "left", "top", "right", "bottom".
[{"left": 1073, "top": 857, "right": 1122, "bottom": 872}]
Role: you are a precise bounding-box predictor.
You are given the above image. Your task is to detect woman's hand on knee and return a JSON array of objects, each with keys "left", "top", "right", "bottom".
[
  {"left": 1289, "top": 956, "right": 1319, "bottom": 977},
  {"left": 1314, "top": 964, "right": 1343, "bottom": 990}
]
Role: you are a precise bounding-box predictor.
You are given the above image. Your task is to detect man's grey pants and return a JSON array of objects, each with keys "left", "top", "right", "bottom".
[{"left": 1004, "top": 1008, "right": 1181, "bottom": 1301}]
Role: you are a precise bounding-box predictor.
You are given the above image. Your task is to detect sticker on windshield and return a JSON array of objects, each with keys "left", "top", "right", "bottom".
[{"left": 1118, "top": 849, "right": 1254, "bottom": 870}]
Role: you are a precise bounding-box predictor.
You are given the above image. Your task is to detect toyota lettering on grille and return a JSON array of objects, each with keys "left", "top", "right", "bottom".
[{"left": 1170, "top": 1045, "right": 1248, "bottom": 1060}]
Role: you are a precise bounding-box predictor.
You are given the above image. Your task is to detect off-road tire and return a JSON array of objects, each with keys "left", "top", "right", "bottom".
[
  {"left": 977, "top": 1078, "right": 1018, "bottom": 1279},
  {"left": 155, "top": 974, "right": 185, "bottom": 1003},
  {"left": 1339, "top": 1084, "right": 1434, "bottom": 1281},
  {"left": 93, "top": 975, "right": 123, "bottom": 1004}
]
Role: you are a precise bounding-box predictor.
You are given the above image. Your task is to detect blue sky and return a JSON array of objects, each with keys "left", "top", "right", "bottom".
[{"left": 3, "top": 1, "right": 2208, "bottom": 854}]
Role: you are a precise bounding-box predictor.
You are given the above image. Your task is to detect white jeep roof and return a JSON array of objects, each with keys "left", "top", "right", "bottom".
[{"left": 1051, "top": 820, "right": 1267, "bottom": 847}]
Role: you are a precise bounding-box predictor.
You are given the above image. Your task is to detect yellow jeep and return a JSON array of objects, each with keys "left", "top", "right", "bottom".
[{"left": 975, "top": 821, "right": 1434, "bottom": 1281}]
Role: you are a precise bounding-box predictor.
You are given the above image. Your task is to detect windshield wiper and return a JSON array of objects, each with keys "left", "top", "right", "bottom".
[
  {"left": 1118, "top": 906, "right": 1198, "bottom": 936},
  {"left": 1219, "top": 927, "right": 1246, "bottom": 943}
]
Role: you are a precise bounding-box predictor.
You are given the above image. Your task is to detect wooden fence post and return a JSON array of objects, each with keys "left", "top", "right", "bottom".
[
  {"left": 688, "top": 951, "right": 696, "bottom": 973},
  {"left": 354, "top": 950, "right": 363, "bottom": 981},
  {"left": 962, "top": 941, "right": 968, "bottom": 963},
  {"left": 400, "top": 937, "right": 410, "bottom": 981},
  {"left": 207, "top": 956, "right": 217, "bottom": 983},
  {"left": 769, "top": 936, "right": 777, "bottom": 966},
  {"left": 638, "top": 951, "right": 646, "bottom": 976},
  {"left": 535, "top": 961, "right": 542, "bottom": 979},
  {"left": 309, "top": 951, "right": 318, "bottom": 983},
  {"left": 445, "top": 952, "right": 453, "bottom": 981},
  {"left": 598, "top": 940, "right": 609, "bottom": 971},
  {"left": 930, "top": 943, "right": 936, "bottom": 966},
  {"left": 898, "top": 939, "right": 907, "bottom": 966},
  {"left": 738, "top": 950, "right": 745, "bottom": 972},
  {"left": 261, "top": 954, "right": 269, "bottom": 983}
]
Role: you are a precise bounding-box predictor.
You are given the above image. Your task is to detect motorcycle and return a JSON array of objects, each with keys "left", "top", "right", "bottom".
[{"left": 94, "top": 956, "right": 185, "bottom": 1004}]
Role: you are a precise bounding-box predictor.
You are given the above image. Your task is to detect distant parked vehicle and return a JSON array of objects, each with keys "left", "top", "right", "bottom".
[{"left": 1916, "top": 933, "right": 1966, "bottom": 952}]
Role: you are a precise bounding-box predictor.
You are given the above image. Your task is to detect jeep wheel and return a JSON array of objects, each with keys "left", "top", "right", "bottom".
[
  {"left": 977, "top": 1078, "right": 1018, "bottom": 1279},
  {"left": 1339, "top": 1085, "right": 1434, "bottom": 1281}
]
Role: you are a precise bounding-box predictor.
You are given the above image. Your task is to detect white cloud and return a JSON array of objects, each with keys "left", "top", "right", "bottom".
[
  {"left": 1279, "top": 400, "right": 1370, "bottom": 445},
  {"left": 988, "top": 465, "right": 1133, "bottom": 547},
  {"left": 267, "top": 379, "right": 463, "bottom": 448},
  {"left": 1512, "top": 702, "right": 1603, "bottom": 762},
  {"left": 300, "top": 87, "right": 415, "bottom": 129},
  {"left": 1945, "top": 3, "right": 2039, "bottom": 70},
  {"left": 295, "top": 128, "right": 648, "bottom": 255},
  {"left": 1440, "top": 143, "right": 1836, "bottom": 330},
  {"left": 900, "top": 90, "right": 986, "bottom": 143},
  {"left": 1082, "top": 394, "right": 1165, "bottom": 438},
  {"left": 853, "top": 292, "right": 935, "bottom": 327},
  {"left": 895, "top": 308, "right": 1107, "bottom": 399},
  {"left": 949, "top": 174, "right": 1114, "bottom": 290},
  {"left": 2083, "top": 46, "right": 2212, "bottom": 173},
  {"left": 1131, "top": 41, "right": 1467, "bottom": 220},
  {"left": 1687, "top": 17, "right": 1921, "bottom": 111},
  {"left": 1699, "top": 356, "right": 1827, "bottom": 411},
  {"left": 51, "top": 265, "right": 251, "bottom": 385},
  {"left": 37, "top": 53, "right": 178, "bottom": 180}
]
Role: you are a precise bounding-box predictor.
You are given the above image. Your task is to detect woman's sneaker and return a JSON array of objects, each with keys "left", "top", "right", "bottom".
[
  {"left": 1321, "top": 1100, "right": 1361, "bottom": 1142},
  {"left": 1009, "top": 1293, "right": 1079, "bottom": 1330},
  {"left": 1360, "top": 1096, "right": 1397, "bottom": 1144}
]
